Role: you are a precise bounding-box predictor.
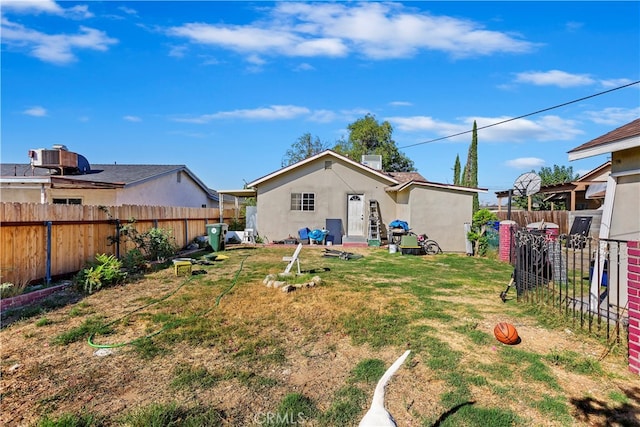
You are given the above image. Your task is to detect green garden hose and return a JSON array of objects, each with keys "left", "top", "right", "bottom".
[{"left": 87, "top": 255, "right": 249, "bottom": 349}]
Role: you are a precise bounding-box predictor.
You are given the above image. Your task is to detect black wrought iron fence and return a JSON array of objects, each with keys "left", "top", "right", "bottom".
[{"left": 510, "top": 228, "right": 629, "bottom": 344}]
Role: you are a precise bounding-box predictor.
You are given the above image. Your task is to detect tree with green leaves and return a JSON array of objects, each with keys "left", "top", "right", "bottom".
[
  {"left": 462, "top": 121, "right": 479, "bottom": 213},
  {"left": 281, "top": 133, "right": 329, "bottom": 167},
  {"left": 467, "top": 208, "right": 498, "bottom": 257},
  {"left": 453, "top": 154, "right": 461, "bottom": 186},
  {"left": 513, "top": 164, "right": 579, "bottom": 210},
  {"left": 333, "top": 114, "right": 416, "bottom": 172}
]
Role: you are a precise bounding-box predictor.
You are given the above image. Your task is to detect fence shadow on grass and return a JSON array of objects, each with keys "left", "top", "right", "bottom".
[{"left": 570, "top": 385, "right": 640, "bottom": 426}]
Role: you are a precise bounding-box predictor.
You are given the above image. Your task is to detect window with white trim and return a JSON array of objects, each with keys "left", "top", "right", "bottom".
[{"left": 291, "top": 193, "right": 315, "bottom": 211}]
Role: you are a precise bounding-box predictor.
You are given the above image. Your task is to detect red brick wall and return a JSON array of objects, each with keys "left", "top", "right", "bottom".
[
  {"left": 499, "top": 220, "right": 517, "bottom": 263},
  {"left": 628, "top": 240, "right": 640, "bottom": 375},
  {"left": 0, "top": 284, "right": 69, "bottom": 312}
]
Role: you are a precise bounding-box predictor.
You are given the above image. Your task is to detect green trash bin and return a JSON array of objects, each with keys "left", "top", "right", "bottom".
[{"left": 206, "top": 223, "right": 228, "bottom": 252}]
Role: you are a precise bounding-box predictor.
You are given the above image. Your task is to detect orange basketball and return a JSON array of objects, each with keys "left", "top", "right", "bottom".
[{"left": 494, "top": 322, "right": 519, "bottom": 345}]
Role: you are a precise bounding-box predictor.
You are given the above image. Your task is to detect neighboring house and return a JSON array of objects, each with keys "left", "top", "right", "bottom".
[
  {"left": 494, "top": 161, "right": 611, "bottom": 211},
  {"left": 1, "top": 146, "right": 220, "bottom": 208},
  {"left": 229, "top": 150, "right": 485, "bottom": 252},
  {"left": 568, "top": 118, "right": 639, "bottom": 242},
  {"left": 567, "top": 118, "right": 640, "bottom": 315}
]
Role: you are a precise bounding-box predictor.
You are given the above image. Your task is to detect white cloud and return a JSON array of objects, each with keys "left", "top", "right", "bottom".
[
  {"left": 246, "top": 54, "right": 266, "bottom": 65},
  {"left": 123, "top": 115, "right": 142, "bottom": 122},
  {"left": 388, "top": 115, "right": 583, "bottom": 143},
  {"left": 1, "top": 1, "right": 93, "bottom": 19},
  {"left": 118, "top": 6, "right": 138, "bottom": 16},
  {"left": 308, "top": 109, "right": 338, "bottom": 123},
  {"left": 275, "top": 2, "right": 536, "bottom": 59},
  {"left": 389, "top": 101, "right": 412, "bottom": 107},
  {"left": 599, "top": 78, "right": 637, "bottom": 89},
  {"left": 515, "top": 70, "right": 595, "bottom": 88},
  {"left": 1, "top": 18, "right": 118, "bottom": 64},
  {"left": 23, "top": 106, "right": 47, "bottom": 117},
  {"left": 565, "top": 21, "right": 584, "bottom": 32},
  {"left": 65, "top": 5, "right": 93, "bottom": 19},
  {"left": 583, "top": 107, "right": 640, "bottom": 126},
  {"left": 294, "top": 62, "right": 315, "bottom": 72},
  {"left": 168, "top": 45, "right": 188, "bottom": 58},
  {"left": 1, "top": 0, "right": 65, "bottom": 15},
  {"left": 166, "top": 2, "right": 536, "bottom": 62},
  {"left": 174, "top": 105, "right": 311, "bottom": 123},
  {"left": 505, "top": 157, "right": 546, "bottom": 169}
]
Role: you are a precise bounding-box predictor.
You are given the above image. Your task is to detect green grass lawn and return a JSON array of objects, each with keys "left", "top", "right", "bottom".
[{"left": 2, "top": 246, "right": 637, "bottom": 427}]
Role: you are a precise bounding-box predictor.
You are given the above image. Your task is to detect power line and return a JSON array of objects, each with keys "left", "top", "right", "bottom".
[{"left": 399, "top": 80, "right": 640, "bottom": 149}]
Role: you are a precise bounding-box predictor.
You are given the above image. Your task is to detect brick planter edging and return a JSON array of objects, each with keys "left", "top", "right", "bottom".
[
  {"left": 0, "top": 284, "right": 70, "bottom": 312},
  {"left": 628, "top": 240, "right": 640, "bottom": 375}
]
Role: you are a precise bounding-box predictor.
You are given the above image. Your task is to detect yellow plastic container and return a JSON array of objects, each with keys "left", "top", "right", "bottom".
[{"left": 174, "top": 261, "right": 192, "bottom": 276}]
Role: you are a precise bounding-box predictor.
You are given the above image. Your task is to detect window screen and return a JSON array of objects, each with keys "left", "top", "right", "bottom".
[{"left": 291, "top": 193, "right": 315, "bottom": 211}]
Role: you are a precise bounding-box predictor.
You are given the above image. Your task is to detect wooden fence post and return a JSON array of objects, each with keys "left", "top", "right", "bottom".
[{"left": 45, "top": 221, "right": 52, "bottom": 285}]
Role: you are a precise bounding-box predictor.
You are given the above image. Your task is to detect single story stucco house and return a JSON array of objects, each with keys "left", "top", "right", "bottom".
[{"left": 221, "top": 150, "right": 486, "bottom": 252}]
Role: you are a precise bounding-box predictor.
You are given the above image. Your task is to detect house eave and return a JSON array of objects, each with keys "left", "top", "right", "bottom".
[
  {"left": 568, "top": 137, "right": 639, "bottom": 161},
  {"left": 218, "top": 189, "right": 257, "bottom": 198}
]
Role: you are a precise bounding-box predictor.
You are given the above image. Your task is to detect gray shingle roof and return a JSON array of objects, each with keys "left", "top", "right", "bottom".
[
  {"left": 568, "top": 118, "right": 640, "bottom": 154},
  {"left": 1, "top": 163, "right": 184, "bottom": 185},
  {"left": 1, "top": 163, "right": 220, "bottom": 202}
]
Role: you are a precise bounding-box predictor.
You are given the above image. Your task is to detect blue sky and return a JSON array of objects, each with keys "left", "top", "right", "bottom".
[{"left": 2, "top": 1, "right": 639, "bottom": 205}]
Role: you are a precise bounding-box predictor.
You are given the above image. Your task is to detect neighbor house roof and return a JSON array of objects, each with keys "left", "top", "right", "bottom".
[
  {"left": 387, "top": 180, "right": 487, "bottom": 194},
  {"left": 387, "top": 171, "right": 427, "bottom": 183},
  {"left": 568, "top": 118, "right": 640, "bottom": 161},
  {"left": 1, "top": 163, "right": 219, "bottom": 202},
  {"left": 495, "top": 161, "right": 611, "bottom": 198}
]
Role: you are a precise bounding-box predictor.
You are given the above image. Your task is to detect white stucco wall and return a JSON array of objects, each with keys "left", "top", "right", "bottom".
[
  {"left": 255, "top": 157, "right": 397, "bottom": 241},
  {"left": 115, "top": 171, "right": 215, "bottom": 208},
  {"left": 1, "top": 184, "right": 47, "bottom": 203},
  {"left": 610, "top": 147, "right": 640, "bottom": 241},
  {"left": 401, "top": 185, "right": 474, "bottom": 253}
]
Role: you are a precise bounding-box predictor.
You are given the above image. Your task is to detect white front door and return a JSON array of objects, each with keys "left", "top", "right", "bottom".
[{"left": 347, "top": 194, "right": 365, "bottom": 236}]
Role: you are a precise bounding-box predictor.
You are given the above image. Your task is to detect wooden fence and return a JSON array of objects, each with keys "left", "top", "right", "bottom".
[
  {"left": 0, "top": 203, "right": 240, "bottom": 286},
  {"left": 496, "top": 210, "right": 570, "bottom": 234}
]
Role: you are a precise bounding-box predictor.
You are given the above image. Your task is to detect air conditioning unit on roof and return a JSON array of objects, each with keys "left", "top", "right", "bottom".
[
  {"left": 361, "top": 155, "right": 383, "bottom": 171},
  {"left": 28, "top": 146, "right": 79, "bottom": 175}
]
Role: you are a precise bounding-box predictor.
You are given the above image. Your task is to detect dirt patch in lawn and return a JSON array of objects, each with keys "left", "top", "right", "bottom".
[{"left": 1, "top": 247, "right": 638, "bottom": 426}]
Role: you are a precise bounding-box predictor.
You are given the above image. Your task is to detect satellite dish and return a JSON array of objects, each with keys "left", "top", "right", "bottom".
[{"left": 513, "top": 172, "right": 541, "bottom": 197}]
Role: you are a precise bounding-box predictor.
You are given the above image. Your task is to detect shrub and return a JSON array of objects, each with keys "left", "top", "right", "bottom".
[
  {"left": 108, "top": 218, "right": 178, "bottom": 262},
  {"left": 0, "top": 281, "right": 30, "bottom": 298},
  {"left": 228, "top": 217, "right": 246, "bottom": 231},
  {"left": 143, "top": 227, "right": 178, "bottom": 261},
  {"left": 467, "top": 209, "right": 498, "bottom": 257},
  {"left": 75, "top": 253, "right": 127, "bottom": 294},
  {"left": 0, "top": 282, "right": 16, "bottom": 298},
  {"left": 121, "top": 248, "right": 147, "bottom": 272}
]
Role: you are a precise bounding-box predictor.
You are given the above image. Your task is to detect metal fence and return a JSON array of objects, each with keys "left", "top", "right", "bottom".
[{"left": 510, "top": 228, "right": 629, "bottom": 344}]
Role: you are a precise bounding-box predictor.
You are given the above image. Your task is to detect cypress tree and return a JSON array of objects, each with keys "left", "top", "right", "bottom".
[
  {"left": 453, "top": 154, "right": 461, "bottom": 186},
  {"left": 462, "top": 121, "right": 479, "bottom": 213}
]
